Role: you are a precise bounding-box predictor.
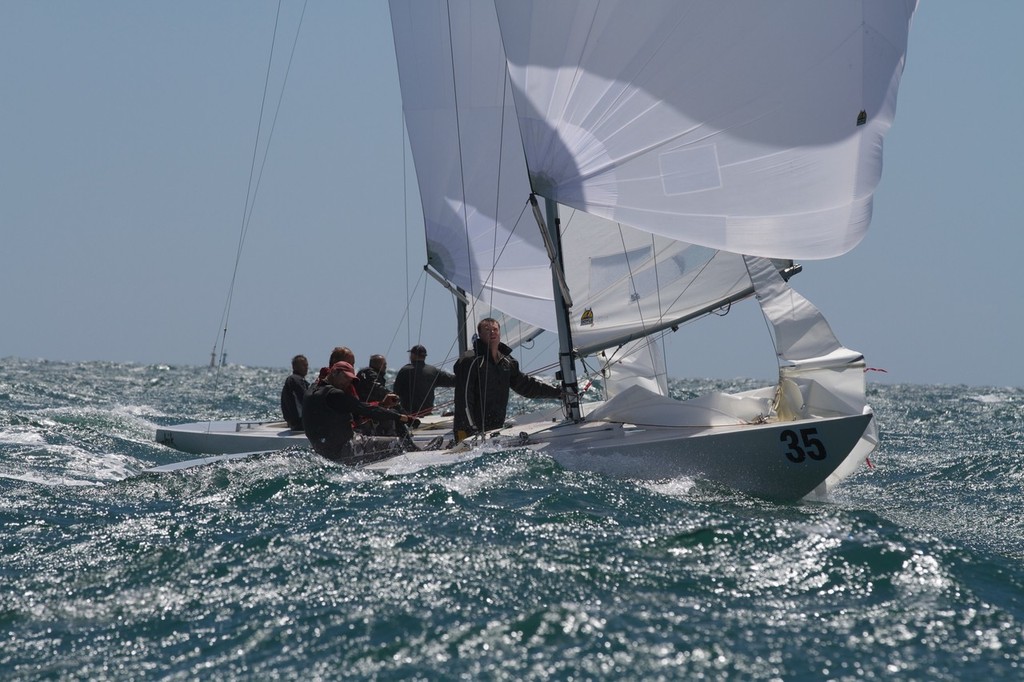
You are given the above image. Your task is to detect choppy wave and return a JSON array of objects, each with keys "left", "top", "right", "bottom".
[{"left": 1, "top": 359, "right": 1022, "bottom": 680}]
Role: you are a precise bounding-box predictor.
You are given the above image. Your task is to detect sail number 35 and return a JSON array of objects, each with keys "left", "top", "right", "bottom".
[{"left": 780, "top": 427, "right": 827, "bottom": 463}]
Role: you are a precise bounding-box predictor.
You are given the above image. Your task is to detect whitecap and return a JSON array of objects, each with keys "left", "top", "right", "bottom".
[
  {"left": 0, "top": 428, "right": 47, "bottom": 446},
  {"left": 642, "top": 478, "right": 698, "bottom": 497},
  {"left": 969, "top": 394, "right": 1006, "bottom": 404},
  {"left": 0, "top": 471, "right": 102, "bottom": 487},
  {"left": 10, "top": 442, "right": 136, "bottom": 484},
  {"left": 112, "top": 403, "right": 168, "bottom": 419}
]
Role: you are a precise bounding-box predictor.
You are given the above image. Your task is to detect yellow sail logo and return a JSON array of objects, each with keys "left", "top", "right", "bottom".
[{"left": 580, "top": 308, "right": 594, "bottom": 326}]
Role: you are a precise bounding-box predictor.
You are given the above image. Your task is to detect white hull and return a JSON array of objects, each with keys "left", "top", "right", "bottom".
[
  {"left": 364, "top": 409, "right": 868, "bottom": 499},
  {"left": 150, "top": 411, "right": 870, "bottom": 501},
  {"left": 154, "top": 415, "right": 454, "bottom": 456},
  {"left": 155, "top": 420, "right": 306, "bottom": 455},
  {"left": 144, "top": 450, "right": 278, "bottom": 473},
  {"left": 525, "top": 413, "right": 872, "bottom": 501},
  {"left": 153, "top": 381, "right": 872, "bottom": 501}
]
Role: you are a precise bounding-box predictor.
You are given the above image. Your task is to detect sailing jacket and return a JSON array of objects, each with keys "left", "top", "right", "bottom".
[
  {"left": 280, "top": 372, "right": 309, "bottom": 430},
  {"left": 303, "top": 382, "right": 404, "bottom": 462},
  {"left": 393, "top": 360, "right": 456, "bottom": 415},
  {"left": 355, "top": 367, "right": 389, "bottom": 403},
  {"left": 454, "top": 339, "right": 562, "bottom": 435}
]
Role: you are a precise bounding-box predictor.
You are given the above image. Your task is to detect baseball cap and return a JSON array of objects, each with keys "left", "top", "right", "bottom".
[{"left": 329, "top": 361, "right": 357, "bottom": 379}]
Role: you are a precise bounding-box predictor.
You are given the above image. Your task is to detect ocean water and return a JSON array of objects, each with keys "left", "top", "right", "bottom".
[{"left": 1, "top": 358, "right": 1022, "bottom": 680}]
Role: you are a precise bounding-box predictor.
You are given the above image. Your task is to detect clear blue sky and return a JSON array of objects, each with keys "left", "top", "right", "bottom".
[{"left": 2, "top": 1, "right": 1022, "bottom": 388}]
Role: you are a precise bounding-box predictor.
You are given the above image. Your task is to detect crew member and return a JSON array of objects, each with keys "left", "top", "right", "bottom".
[
  {"left": 303, "top": 361, "right": 416, "bottom": 464},
  {"left": 453, "top": 318, "right": 562, "bottom": 441},
  {"left": 393, "top": 344, "right": 456, "bottom": 416}
]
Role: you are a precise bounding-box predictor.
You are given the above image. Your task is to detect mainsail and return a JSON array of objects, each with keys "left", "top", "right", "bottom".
[{"left": 390, "top": 0, "right": 553, "bottom": 333}]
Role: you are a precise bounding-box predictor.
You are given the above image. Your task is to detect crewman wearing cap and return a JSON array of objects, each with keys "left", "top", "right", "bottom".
[
  {"left": 392, "top": 344, "right": 457, "bottom": 416},
  {"left": 302, "top": 361, "right": 417, "bottom": 464}
]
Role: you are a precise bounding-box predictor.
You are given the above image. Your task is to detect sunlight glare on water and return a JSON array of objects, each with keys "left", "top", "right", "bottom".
[{"left": 0, "top": 360, "right": 1022, "bottom": 679}]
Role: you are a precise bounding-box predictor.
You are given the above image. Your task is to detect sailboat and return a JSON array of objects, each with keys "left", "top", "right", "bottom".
[
  {"left": 156, "top": 1, "right": 915, "bottom": 501},
  {"left": 385, "top": 0, "right": 917, "bottom": 500}
]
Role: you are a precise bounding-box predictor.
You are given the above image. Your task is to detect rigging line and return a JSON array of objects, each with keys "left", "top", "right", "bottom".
[
  {"left": 596, "top": 332, "right": 672, "bottom": 396},
  {"left": 608, "top": 228, "right": 672, "bottom": 385},
  {"left": 213, "top": 0, "right": 283, "bottom": 362},
  {"left": 480, "top": 64, "right": 525, "bottom": 320},
  {"left": 476, "top": 199, "right": 531, "bottom": 301},
  {"left": 468, "top": 198, "right": 533, "bottom": 372},
  {"left": 555, "top": 2, "right": 602, "bottom": 146},
  {"left": 213, "top": 0, "right": 308, "bottom": 365},
  {"left": 612, "top": 237, "right": 732, "bottom": 341},
  {"left": 495, "top": 56, "right": 567, "bottom": 380},
  {"left": 649, "top": 232, "right": 670, "bottom": 381},
  {"left": 616, "top": 222, "right": 652, "bottom": 334},
  {"left": 385, "top": 269, "right": 428, "bottom": 361},
  {"left": 402, "top": 114, "right": 411, "bottom": 351},
  {"left": 442, "top": 9, "right": 525, "bottom": 341},
  {"left": 648, "top": 233, "right": 665, "bottom": 325},
  {"left": 416, "top": 274, "right": 428, "bottom": 351},
  {"left": 660, "top": 249, "right": 733, "bottom": 319},
  {"left": 486, "top": 59, "right": 509, "bottom": 316},
  {"left": 240, "top": 0, "right": 309, "bottom": 232},
  {"left": 471, "top": 97, "right": 532, "bottom": 401},
  {"left": 613, "top": 221, "right": 668, "bottom": 379}
]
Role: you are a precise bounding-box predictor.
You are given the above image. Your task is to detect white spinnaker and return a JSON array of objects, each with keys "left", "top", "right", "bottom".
[{"left": 493, "top": 0, "right": 917, "bottom": 260}]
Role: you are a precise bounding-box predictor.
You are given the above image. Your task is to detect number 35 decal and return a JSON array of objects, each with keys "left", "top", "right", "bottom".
[{"left": 780, "top": 427, "right": 827, "bottom": 463}]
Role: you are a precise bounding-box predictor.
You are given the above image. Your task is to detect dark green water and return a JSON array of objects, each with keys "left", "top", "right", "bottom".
[{"left": 2, "top": 359, "right": 1021, "bottom": 680}]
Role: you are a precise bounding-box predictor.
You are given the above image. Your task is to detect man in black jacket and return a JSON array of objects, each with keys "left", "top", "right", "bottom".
[
  {"left": 393, "top": 345, "right": 456, "bottom": 416},
  {"left": 453, "top": 318, "right": 562, "bottom": 441},
  {"left": 356, "top": 354, "right": 389, "bottom": 403},
  {"left": 280, "top": 354, "right": 309, "bottom": 430},
  {"left": 356, "top": 354, "right": 405, "bottom": 437}
]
